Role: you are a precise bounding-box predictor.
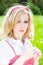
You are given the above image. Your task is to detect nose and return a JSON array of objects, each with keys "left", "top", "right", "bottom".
[{"left": 20, "top": 22, "right": 23, "bottom": 28}]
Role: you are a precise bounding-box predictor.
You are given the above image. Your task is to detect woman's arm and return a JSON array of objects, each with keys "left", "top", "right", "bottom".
[
  {"left": 13, "top": 47, "right": 42, "bottom": 65},
  {"left": 33, "top": 47, "right": 42, "bottom": 65},
  {"left": 13, "top": 47, "right": 33, "bottom": 65}
]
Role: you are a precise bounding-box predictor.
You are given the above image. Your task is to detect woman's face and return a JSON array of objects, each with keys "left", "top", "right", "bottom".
[{"left": 13, "top": 13, "right": 28, "bottom": 40}]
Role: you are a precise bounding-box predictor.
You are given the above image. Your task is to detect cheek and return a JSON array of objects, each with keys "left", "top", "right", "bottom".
[
  {"left": 13, "top": 25, "right": 20, "bottom": 33},
  {"left": 24, "top": 24, "right": 28, "bottom": 31}
]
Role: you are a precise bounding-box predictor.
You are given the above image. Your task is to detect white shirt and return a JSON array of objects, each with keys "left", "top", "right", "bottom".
[{"left": 0, "top": 37, "right": 32, "bottom": 64}]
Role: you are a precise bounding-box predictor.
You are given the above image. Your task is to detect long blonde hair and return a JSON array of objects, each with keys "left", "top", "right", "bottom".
[{"left": 0, "top": 5, "right": 34, "bottom": 40}]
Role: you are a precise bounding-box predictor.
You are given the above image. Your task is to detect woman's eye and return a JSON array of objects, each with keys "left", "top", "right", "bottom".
[
  {"left": 18, "top": 21, "right": 20, "bottom": 23},
  {"left": 24, "top": 21, "right": 28, "bottom": 23}
]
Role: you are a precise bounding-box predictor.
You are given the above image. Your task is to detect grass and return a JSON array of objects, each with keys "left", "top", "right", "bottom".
[
  {"left": 32, "top": 15, "right": 43, "bottom": 65},
  {"left": 0, "top": 15, "right": 43, "bottom": 65},
  {"left": 0, "top": 16, "right": 4, "bottom": 27}
]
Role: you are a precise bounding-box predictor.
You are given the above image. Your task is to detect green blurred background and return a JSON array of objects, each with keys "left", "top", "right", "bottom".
[{"left": 0, "top": 0, "right": 43, "bottom": 65}]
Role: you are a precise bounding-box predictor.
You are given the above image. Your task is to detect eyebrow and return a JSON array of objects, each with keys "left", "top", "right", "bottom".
[{"left": 19, "top": 19, "right": 28, "bottom": 21}]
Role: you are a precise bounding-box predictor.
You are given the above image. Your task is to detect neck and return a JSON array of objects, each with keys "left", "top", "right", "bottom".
[{"left": 13, "top": 35, "right": 25, "bottom": 44}]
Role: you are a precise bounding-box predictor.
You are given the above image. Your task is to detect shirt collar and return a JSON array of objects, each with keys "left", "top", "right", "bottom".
[{"left": 7, "top": 37, "right": 31, "bottom": 46}]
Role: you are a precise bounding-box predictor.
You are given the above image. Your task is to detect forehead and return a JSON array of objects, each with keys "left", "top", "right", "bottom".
[
  {"left": 19, "top": 13, "right": 28, "bottom": 20},
  {"left": 16, "top": 10, "right": 28, "bottom": 20}
]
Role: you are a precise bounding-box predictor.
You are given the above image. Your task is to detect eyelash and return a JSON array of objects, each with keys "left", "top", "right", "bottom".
[
  {"left": 18, "top": 21, "right": 28, "bottom": 23},
  {"left": 24, "top": 21, "right": 28, "bottom": 23},
  {"left": 18, "top": 21, "right": 20, "bottom": 23}
]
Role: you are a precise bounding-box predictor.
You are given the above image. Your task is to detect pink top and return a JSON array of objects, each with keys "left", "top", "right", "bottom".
[{"left": 5, "top": 40, "right": 34, "bottom": 65}]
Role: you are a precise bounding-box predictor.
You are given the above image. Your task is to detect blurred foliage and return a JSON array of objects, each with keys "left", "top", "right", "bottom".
[
  {"left": 27, "top": 0, "right": 43, "bottom": 15},
  {"left": 29, "top": 2, "right": 42, "bottom": 15},
  {"left": 0, "top": 0, "right": 43, "bottom": 15},
  {"left": 0, "top": 0, "right": 18, "bottom": 15}
]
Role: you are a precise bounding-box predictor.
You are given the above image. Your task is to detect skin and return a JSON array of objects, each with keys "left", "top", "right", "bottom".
[{"left": 13, "top": 13, "right": 28, "bottom": 42}]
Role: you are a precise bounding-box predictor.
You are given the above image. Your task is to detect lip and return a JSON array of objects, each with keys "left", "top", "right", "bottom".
[{"left": 19, "top": 30, "right": 24, "bottom": 32}]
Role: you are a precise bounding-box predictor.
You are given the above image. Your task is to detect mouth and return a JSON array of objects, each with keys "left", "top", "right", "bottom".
[{"left": 19, "top": 30, "right": 24, "bottom": 32}]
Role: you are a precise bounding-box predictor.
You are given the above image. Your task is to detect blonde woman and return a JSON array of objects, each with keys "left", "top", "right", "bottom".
[{"left": 0, "top": 5, "right": 42, "bottom": 65}]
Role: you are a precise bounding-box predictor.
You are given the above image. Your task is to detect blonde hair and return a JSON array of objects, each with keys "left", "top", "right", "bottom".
[{"left": 0, "top": 5, "right": 34, "bottom": 40}]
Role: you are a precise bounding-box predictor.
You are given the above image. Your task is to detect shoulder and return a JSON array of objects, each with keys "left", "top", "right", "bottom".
[
  {"left": 0, "top": 39, "right": 15, "bottom": 64},
  {"left": 0, "top": 39, "right": 11, "bottom": 55},
  {"left": 0, "top": 39, "right": 15, "bottom": 57},
  {"left": 0, "top": 39, "right": 10, "bottom": 50},
  {"left": 0, "top": 39, "right": 10, "bottom": 64},
  {"left": 0, "top": 38, "right": 15, "bottom": 55},
  {"left": 0, "top": 39, "right": 8, "bottom": 48}
]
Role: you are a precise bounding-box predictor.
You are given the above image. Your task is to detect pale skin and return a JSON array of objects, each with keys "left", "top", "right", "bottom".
[
  {"left": 13, "top": 13, "right": 28, "bottom": 41},
  {"left": 0, "top": 13, "right": 42, "bottom": 65}
]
